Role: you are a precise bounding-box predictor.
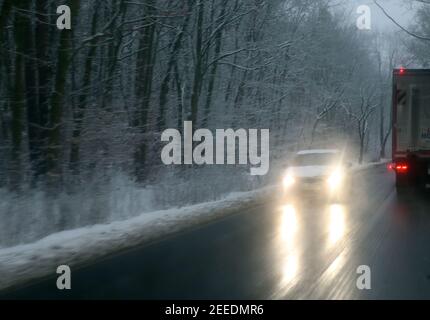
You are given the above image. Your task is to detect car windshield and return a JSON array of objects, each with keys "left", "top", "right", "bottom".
[{"left": 292, "top": 153, "right": 338, "bottom": 166}]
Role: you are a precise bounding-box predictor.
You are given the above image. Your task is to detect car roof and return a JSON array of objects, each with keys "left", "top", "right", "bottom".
[{"left": 296, "top": 149, "right": 339, "bottom": 155}]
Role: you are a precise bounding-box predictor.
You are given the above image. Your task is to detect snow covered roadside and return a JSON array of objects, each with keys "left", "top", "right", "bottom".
[
  {"left": 351, "top": 159, "right": 391, "bottom": 173},
  {"left": 0, "top": 186, "right": 277, "bottom": 292},
  {"left": 0, "top": 160, "right": 390, "bottom": 292}
]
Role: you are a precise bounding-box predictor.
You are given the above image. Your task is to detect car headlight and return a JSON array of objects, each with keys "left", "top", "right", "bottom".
[
  {"left": 283, "top": 173, "right": 295, "bottom": 189},
  {"left": 327, "top": 169, "right": 343, "bottom": 190}
]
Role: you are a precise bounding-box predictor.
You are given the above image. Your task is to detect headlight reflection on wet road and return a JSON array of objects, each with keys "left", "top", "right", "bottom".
[
  {"left": 280, "top": 204, "right": 298, "bottom": 243},
  {"left": 275, "top": 202, "right": 349, "bottom": 297},
  {"left": 278, "top": 204, "right": 300, "bottom": 291},
  {"left": 328, "top": 204, "right": 346, "bottom": 247}
]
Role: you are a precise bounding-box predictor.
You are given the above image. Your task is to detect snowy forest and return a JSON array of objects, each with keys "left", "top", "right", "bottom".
[{"left": 0, "top": 0, "right": 428, "bottom": 247}]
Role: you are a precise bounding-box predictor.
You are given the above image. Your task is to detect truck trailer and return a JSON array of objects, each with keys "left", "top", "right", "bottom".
[{"left": 392, "top": 68, "right": 430, "bottom": 190}]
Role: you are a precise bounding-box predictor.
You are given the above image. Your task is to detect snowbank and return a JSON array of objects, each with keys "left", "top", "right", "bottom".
[
  {"left": 0, "top": 186, "right": 276, "bottom": 292},
  {"left": 351, "top": 159, "right": 391, "bottom": 172}
]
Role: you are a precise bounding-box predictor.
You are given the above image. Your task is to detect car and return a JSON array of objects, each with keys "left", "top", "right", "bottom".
[{"left": 282, "top": 149, "right": 351, "bottom": 203}]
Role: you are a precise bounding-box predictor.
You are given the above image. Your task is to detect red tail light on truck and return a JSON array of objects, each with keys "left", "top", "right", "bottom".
[{"left": 395, "top": 164, "right": 409, "bottom": 173}]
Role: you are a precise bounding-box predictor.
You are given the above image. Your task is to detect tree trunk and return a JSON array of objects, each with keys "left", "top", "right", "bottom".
[
  {"left": 134, "top": 0, "right": 157, "bottom": 181},
  {"left": 189, "top": 0, "right": 205, "bottom": 124},
  {"left": 102, "top": 0, "right": 127, "bottom": 110},
  {"left": 69, "top": 2, "right": 99, "bottom": 175},
  {"left": 158, "top": 0, "right": 192, "bottom": 131},
  {"left": 10, "top": 0, "right": 29, "bottom": 188},
  {"left": 47, "top": 0, "right": 79, "bottom": 185},
  {"left": 202, "top": 0, "right": 227, "bottom": 127}
]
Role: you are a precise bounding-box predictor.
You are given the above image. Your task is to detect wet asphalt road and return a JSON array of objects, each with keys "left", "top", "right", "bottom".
[{"left": 1, "top": 165, "right": 430, "bottom": 300}]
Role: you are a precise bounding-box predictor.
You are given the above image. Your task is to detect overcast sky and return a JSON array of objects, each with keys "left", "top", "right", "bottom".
[{"left": 341, "top": 0, "right": 418, "bottom": 32}]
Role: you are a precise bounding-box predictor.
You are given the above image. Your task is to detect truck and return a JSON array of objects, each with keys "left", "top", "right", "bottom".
[{"left": 392, "top": 68, "right": 430, "bottom": 190}]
